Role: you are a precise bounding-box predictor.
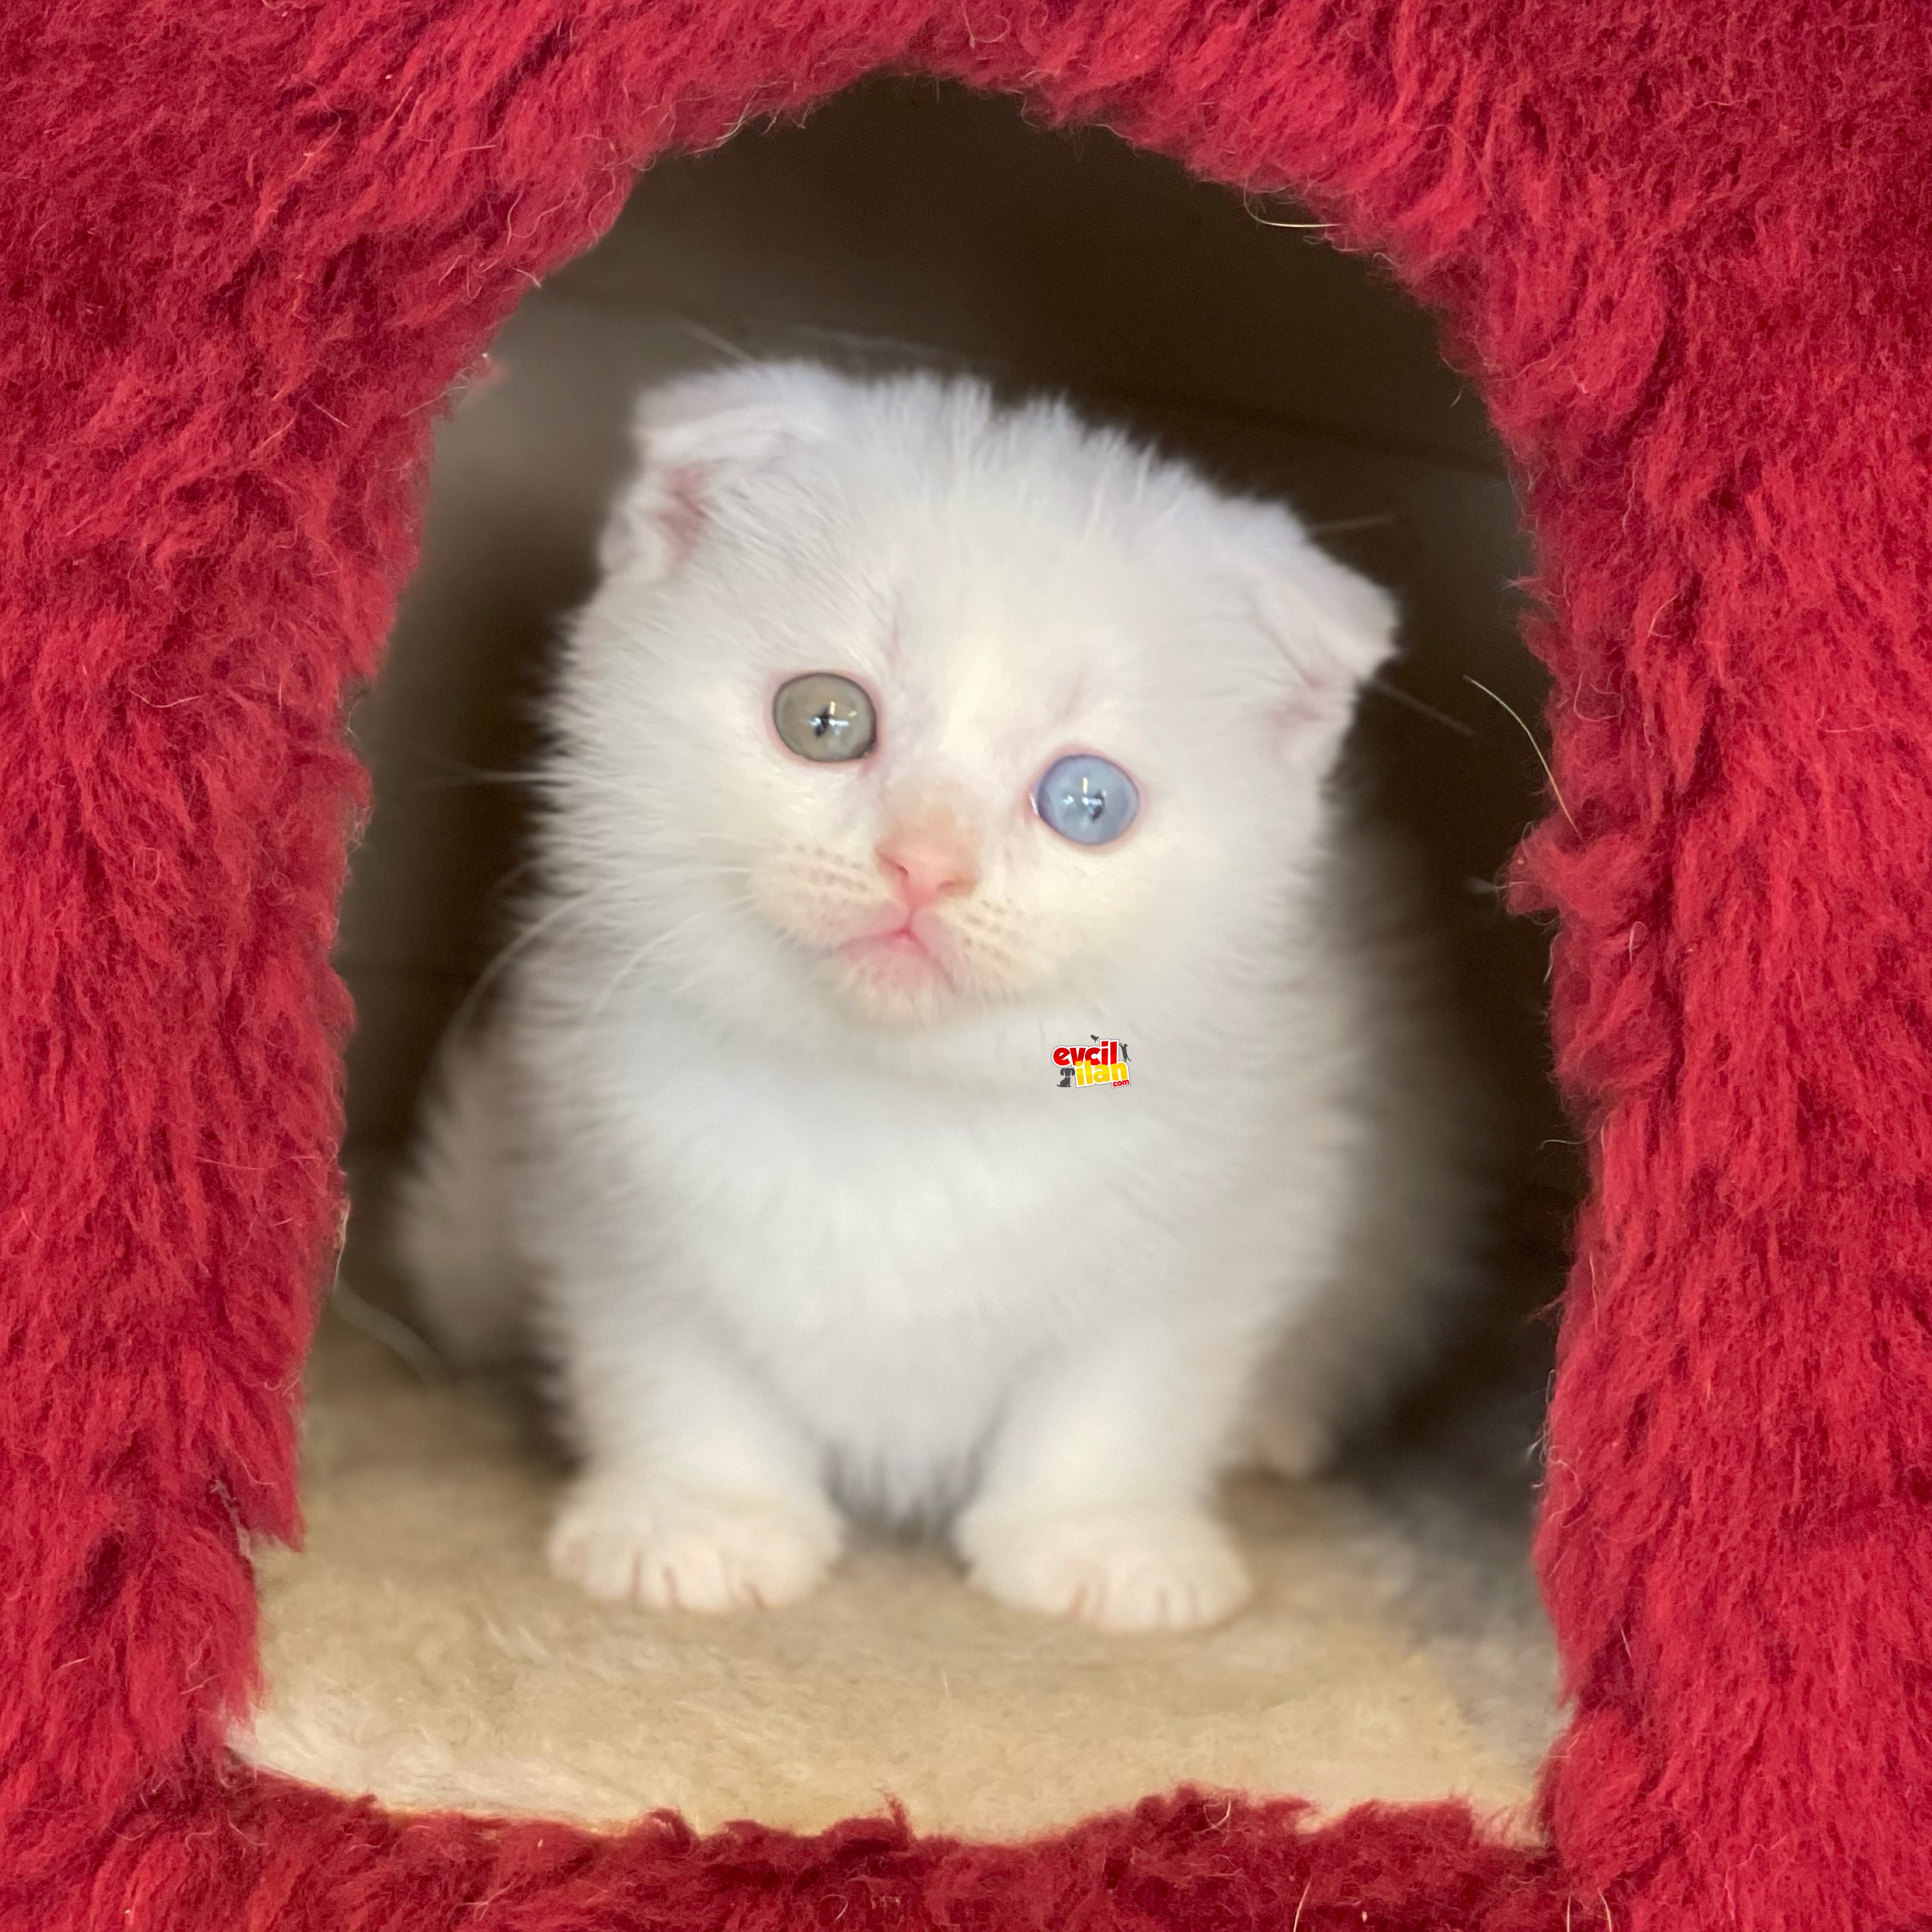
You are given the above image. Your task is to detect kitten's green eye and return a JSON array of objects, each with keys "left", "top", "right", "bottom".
[{"left": 773, "top": 672, "right": 877, "bottom": 763}]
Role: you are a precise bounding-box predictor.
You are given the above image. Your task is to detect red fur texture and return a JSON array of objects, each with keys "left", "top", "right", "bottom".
[{"left": 1, "top": 2, "right": 1926, "bottom": 1927}]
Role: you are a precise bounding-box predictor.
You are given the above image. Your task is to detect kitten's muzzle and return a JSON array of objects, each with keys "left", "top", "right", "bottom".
[{"left": 874, "top": 807, "right": 980, "bottom": 911}]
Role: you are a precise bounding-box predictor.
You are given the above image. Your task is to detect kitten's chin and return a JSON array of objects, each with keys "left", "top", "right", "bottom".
[
  {"left": 824, "top": 933, "right": 977, "bottom": 1029},
  {"left": 756, "top": 910, "right": 1041, "bottom": 1033}
]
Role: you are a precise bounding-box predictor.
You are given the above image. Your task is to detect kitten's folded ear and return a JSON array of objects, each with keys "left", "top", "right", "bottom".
[
  {"left": 1229, "top": 501, "right": 1399, "bottom": 736},
  {"left": 598, "top": 362, "right": 846, "bottom": 579}
]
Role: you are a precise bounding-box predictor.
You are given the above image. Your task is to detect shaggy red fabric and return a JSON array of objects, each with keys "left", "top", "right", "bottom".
[{"left": 2, "top": 1, "right": 1928, "bottom": 1927}]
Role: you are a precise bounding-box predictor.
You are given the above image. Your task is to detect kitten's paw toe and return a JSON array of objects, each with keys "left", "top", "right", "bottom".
[
  {"left": 548, "top": 1482, "right": 841, "bottom": 1613},
  {"left": 958, "top": 1504, "right": 1252, "bottom": 1633}
]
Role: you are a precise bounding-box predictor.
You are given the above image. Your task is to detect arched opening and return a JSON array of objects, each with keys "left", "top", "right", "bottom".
[{"left": 252, "top": 79, "right": 1568, "bottom": 1834}]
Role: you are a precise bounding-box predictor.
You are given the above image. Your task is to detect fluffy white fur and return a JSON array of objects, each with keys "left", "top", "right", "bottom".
[{"left": 396, "top": 363, "right": 1479, "bottom": 1632}]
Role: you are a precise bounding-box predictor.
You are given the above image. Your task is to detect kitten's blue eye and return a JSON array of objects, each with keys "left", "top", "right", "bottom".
[{"left": 1034, "top": 753, "right": 1140, "bottom": 847}]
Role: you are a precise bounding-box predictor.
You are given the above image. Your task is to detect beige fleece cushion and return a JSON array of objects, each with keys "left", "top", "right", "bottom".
[{"left": 243, "top": 1313, "right": 1548, "bottom": 1838}]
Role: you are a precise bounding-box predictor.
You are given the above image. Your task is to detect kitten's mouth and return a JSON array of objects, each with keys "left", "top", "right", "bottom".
[{"left": 835, "top": 913, "right": 957, "bottom": 987}]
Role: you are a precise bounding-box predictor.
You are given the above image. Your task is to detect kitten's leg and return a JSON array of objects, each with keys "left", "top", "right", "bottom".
[
  {"left": 954, "top": 1324, "right": 1255, "bottom": 1633},
  {"left": 548, "top": 1311, "right": 843, "bottom": 1613}
]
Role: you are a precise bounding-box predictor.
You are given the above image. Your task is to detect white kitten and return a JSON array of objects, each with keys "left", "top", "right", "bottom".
[{"left": 395, "top": 363, "right": 1481, "bottom": 1632}]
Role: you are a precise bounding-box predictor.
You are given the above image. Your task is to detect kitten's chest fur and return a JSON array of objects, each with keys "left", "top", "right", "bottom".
[
  {"left": 623, "top": 1019, "right": 1204, "bottom": 1319},
  {"left": 588, "top": 1013, "right": 1258, "bottom": 1497}
]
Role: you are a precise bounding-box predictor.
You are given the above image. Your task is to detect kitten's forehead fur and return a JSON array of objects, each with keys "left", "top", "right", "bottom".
[
  {"left": 548, "top": 362, "right": 1397, "bottom": 1063},
  {"left": 606, "top": 362, "right": 1393, "bottom": 697}
]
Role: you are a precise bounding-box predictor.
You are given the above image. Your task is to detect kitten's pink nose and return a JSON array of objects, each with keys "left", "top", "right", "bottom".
[{"left": 875, "top": 811, "right": 980, "bottom": 908}]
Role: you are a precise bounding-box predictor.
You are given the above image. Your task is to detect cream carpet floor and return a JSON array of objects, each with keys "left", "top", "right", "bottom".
[{"left": 242, "top": 1299, "right": 1558, "bottom": 1839}]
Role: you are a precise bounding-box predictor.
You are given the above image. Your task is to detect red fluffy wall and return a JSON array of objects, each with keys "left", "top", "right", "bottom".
[{"left": 1, "top": 3, "right": 1927, "bottom": 1928}]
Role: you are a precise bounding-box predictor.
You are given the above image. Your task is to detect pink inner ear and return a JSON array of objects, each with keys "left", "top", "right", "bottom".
[{"left": 657, "top": 464, "right": 709, "bottom": 567}]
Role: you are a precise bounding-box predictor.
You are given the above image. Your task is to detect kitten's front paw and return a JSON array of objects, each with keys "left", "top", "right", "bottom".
[
  {"left": 548, "top": 1479, "right": 842, "bottom": 1613},
  {"left": 957, "top": 1503, "right": 1252, "bottom": 1633}
]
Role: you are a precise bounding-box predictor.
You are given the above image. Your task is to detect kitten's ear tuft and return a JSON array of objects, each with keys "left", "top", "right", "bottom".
[
  {"left": 1231, "top": 503, "right": 1399, "bottom": 735},
  {"left": 598, "top": 363, "right": 847, "bottom": 579}
]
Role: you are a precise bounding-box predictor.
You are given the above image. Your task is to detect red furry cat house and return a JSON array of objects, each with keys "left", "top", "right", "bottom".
[{"left": 4, "top": 3, "right": 1929, "bottom": 1929}]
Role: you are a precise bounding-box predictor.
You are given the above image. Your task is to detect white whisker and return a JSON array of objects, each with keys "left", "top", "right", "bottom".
[
  {"left": 441, "top": 891, "right": 599, "bottom": 1051},
  {"left": 568, "top": 897, "right": 750, "bottom": 1043}
]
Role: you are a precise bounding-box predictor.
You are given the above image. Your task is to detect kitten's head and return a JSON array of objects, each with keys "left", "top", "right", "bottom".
[{"left": 550, "top": 363, "right": 1394, "bottom": 1060}]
